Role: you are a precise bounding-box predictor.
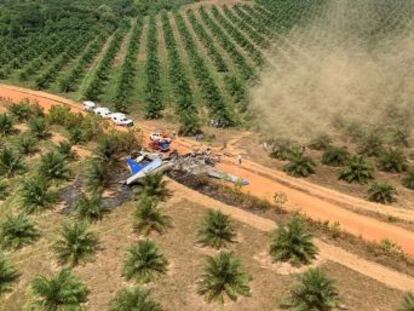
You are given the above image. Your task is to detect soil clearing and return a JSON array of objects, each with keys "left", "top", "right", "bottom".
[{"left": 2, "top": 83, "right": 414, "bottom": 257}]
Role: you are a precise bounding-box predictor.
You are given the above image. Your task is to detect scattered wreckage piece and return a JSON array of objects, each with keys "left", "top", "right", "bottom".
[{"left": 123, "top": 149, "right": 248, "bottom": 187}]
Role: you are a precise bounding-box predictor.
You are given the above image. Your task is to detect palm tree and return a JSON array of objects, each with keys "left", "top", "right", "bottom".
[
  {"left": 20, "top": 175, "right": 57, "bottom": 214},
  {"left": 0, "top": 113, "right": 15, "bottom": 136},
  {"left": 94, "top": 134, "right": 121, "bottom": 163},
  {"left": 109, "top": 286, "right": 163, "bottom": 311},
  {"left": 122, "top": 239, "right": 168, "bottom": 283},
  {"left": 15, "top": 134, "right": 38, "bottom": 155},
  {"left": 85, "top": 159, "right": 112, "bottom": 193},
  {"left": 0, "top": 213, "right": 39, "bottom": 250},
  {"left": 338, "top": 155, "right": 374, "bottom": 184},
  {"left": 399, "top": 292, "right": 414, "bottom": 311},
  {"left": 137, "top": 173, "right": 171, "bottom": 201},
  {"left": 321, "top": 146, "right": 350, "bottom": 167},
  {"left": 0, "top": 253, "right": 19, "bottom": 297},
  {"left": 29, "top": 117, "right": 50, "bottom": 139},
  {"left": 270, "top": 216, "right": 318, "bottom": 266},
  {"left": 357, "top": 130, "right": 384, "bottom": 157},
  {"left": 287, "top": 268, "right": 339, "bottom": 311},
  {"left": 308, "top": 134, "right": 332, "bottom": 151},
  {"left": 367, "top": 182, "right": 396, "bottom": 204},
  {"left": 197, "top": 209, "right": 236, "bottom": 249},
  {"left": 0, "top": 148, "right": 25, "bottom": 177},
  {"left": 55, "top": 140, "right": 77, "bottom": 160},
  {"left": 269, "top": 138, "right": 303, "bottom": 161},
  {"left": 54, "top": 221, "right": 99, "bottom": 266},
  {"left": 39, "top": 151, "right": 70, "bottom": 180},
  {"left": 402, "top": 169, "right": 414, "bottom": 190},
  {"left": 30, "top": 268, "right": 88, "bottom": 310},
  {"left": 7, "top": 101, "right": 32, "bottom": 122},
  {"left": 377, "top": 148, "right": 407, "bottom": 173},
  {"left": 197, "top": 251, "right": 251, "bottom": 304},
  {"left": 73, "top": 193, "right": 107, "bottom": 222},
  {"left": 133, "top": 195, "right": 172, "bottom": 235},
  {"left": 283, "top": 151, "right": 316, "bottom": 178}
]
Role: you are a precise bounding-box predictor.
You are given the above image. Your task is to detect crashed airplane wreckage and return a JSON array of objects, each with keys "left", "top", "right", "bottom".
[{"left": 123, "top": 150, "right": 249, "bottom": 186}]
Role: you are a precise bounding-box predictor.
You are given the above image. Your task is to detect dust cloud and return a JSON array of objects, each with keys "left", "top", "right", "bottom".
[{"left": 249, "top": 0, "right": 414, "bottom": 143}]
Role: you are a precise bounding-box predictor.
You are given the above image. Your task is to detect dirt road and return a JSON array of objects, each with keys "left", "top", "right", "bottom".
[
  {"left": 2, "top": 84, "right": 414, "bottom": 257},
  {"left": 168, "top": 180, "right": 414, "bottom": 292}
]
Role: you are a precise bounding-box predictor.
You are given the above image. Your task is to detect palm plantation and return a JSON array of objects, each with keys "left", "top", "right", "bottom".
[
  {"left": 122, "top": 239, "right": 168, "bottom": 283},
  {"left": 197, "top": 209, "right": 236, "bottom": 249},
  {"left": 30, "top": 268, "right": 88, "bottom": 310},
  {"left": 270, "top": 216, "right": 318, "bottom": 266},
  {"left": 197, "top": 251, "right": 251, "bottom": 303},
  {"left": 133, "top": 195, "right": 172, "bottom": 235},
  {"left": 54, "top": 221, "right": 99, "bottom": 266}
]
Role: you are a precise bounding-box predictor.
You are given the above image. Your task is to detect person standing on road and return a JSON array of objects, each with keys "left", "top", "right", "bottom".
[{"left": 237, "top": 154, "right": 243, "bottom": 165}]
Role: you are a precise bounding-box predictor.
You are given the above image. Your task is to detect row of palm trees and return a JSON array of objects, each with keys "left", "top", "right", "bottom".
[{"left": 269, "top": 135, "right": 414, "bottom": 204}]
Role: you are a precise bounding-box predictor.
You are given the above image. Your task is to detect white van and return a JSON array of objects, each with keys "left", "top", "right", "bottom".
[
  {"left": 82, "top": 101, "right": 96, "bottom": 111},
  {"left": 93, "top": 107, "right": 112, "bottom": 118},
  {"left": 110, "top": 113, "right": 134, "bottom": 127}
]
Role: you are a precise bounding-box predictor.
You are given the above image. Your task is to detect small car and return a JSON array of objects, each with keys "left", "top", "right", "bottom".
[
  {"left": 93, "top": 107, "right": 112, "bottom": 118},
  {"left": 82, "top": 101, "right": 96, "bottom": 111},
  {"left": 110, "top": 113, "right": 134, "bottom": 127}
]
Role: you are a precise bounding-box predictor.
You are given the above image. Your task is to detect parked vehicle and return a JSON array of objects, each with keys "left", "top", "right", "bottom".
[
  {"left": 93, "top": 107, "right": 112, "bottom": 118},
  {"left": 110, "top": 113, "right": 134, "bottom": 126},
  {"left": 82, "top": 101, "right": 96, "bottom": 111}
]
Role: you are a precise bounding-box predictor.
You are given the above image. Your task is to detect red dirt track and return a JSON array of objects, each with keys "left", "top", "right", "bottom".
[{"left": 2, "top": 84, "right": 414, "bottom": 257}]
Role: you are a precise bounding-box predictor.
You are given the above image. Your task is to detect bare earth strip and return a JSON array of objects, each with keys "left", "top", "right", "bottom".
[{"left": 1, "top": 84, "right": 414, "bottom": 291}]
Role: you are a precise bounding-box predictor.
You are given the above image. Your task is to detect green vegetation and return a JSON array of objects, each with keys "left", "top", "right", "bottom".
[
  {"left": 109, "top": 286, "right": 163, "bottom": 311},
  {"left": 339, "top": 155, "right": 374, "bottom": 184},
  {"left": 399, "top": 292, "right": 414, "bottom": 311},
  {"left": 29, "top": 268, "right": 88, "bottom": 310},
  {"left": 283, "top": 151, "right": 316, "bottom": 178},
  {"left": 133, "top": 195, "right": 172, "bottom": 236},
  {"left": 54, "top": 221, "right": 100, "bottom": 266},
  {"left": 38, "top": 151, "right": 70, "bottom": 180},
  {"left": 197, "top": 210, "right": 236, "bottom": 249},
  {"left": 0, "top": 213, "right": 39, "bottom": 250},
  {"left": 270, "top": 216, "right": 318, "bottom": 266},
  {"left": 197, "top": 251, "right": 251, "bottom": 304},
  {"left": 0, "top": 148, "right": 25, "bottom": 177},
  {"left": 144, "top": 15, "right": 163, "bottom": 119},
  {"left": 322, "top": 146, "right": 350, "bottom": 167},
  {"left": 287, "top": 268, "right": 339, "bottom": 311},
  {"left": 0, "top": 253, "right": 19, "bottom": 297},
  {"left": 136, "top": 173, "right": 171, "bottom": 201},
  {"left": 20, "top": 176, "right": 57, "bottom": 214},
  {"left": 367, "top": 182, "right": 397, "bottom": 204},
  {"left": 122, "top": 239, "right": 168, "bottom": 283},
  {"left": 73, "top": 193, "right": 107, "bottom": 222}
]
